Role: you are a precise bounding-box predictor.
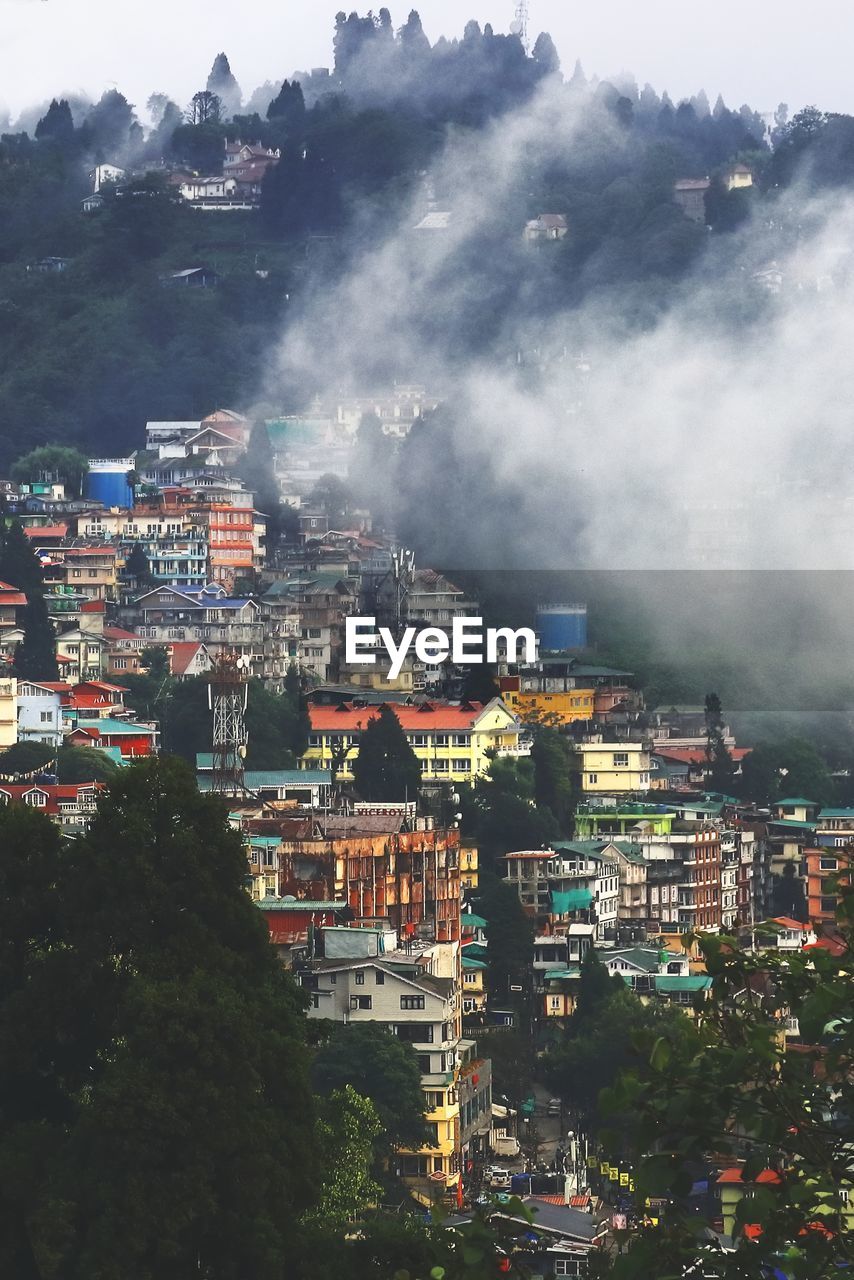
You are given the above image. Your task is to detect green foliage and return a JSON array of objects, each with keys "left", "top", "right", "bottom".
[
  {"left": 10, "top": 444, "right": 88, "bottom": 495},
  {"left": 705, "top": 691, "right": 735, "bottom": 793},
  {"left": 739, "top": 736, "right": 834, "bottom": 806},
  {"left": 0, "top": 519, "right": 58, "bottom": 681},
  {"left": 0, "top": 739, "right": 55, "bottom": 776},
  {"left": 0, "top": 758, "right": 319, "bottom": 1278},
  {"left": 601, "top": 911, "right": 854, "bottom": 1277},
  {"left": 544, "top": 975, "right": 698, "bottom": 1127},
  {"left": 123, "top": 540, "right": 153, "bottom": 586},
  {"left": 530, "top": 727, "right": 577, "bottom": 833},
  {"left": 308, "top": 1086, "right": 383, "bottom": 1225},
  {"left": 473, "top": 1028, "right": 533, "bottom": 1111},
  {"left": 473, "top": 873, "right": 534, "bottom": 1012},
  {"left": 351, "top": 704, "right": 421, "bottom": 802},
  {"left": 56, "top": 745, "right": 120, "bottom": 783},
  {"left": 312, "top": 1021, "right": 427, "bottom": 1152},
  {"left": 460, "top": 754, "right": 559, "bottom": 870}
]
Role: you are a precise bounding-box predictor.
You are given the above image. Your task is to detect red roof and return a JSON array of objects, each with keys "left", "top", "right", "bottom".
[
  {"left": 804, "top": 935, "right": 848, "bottom": 957},
  {"left": 0, "top": 782, "right": 104, "bottom": 813},
  {"left": 654, "top": 746, "right": 752, "bottom": 765},
  {"left": 308, "top": 700, "right": 495, "bottom": 732},
  {"left": 80, "top": 600, "right": 106, "bottom": 613},
  {"left": 0, "top": 581, "right": 27, "bottom": 605},
  {"left": 717, "top": 1168, "right": 782, "bottom": 1185},
  {"left": 169, "top": 642, "right": 205, "bottom": 676},
  {"left": 104, "top": 626, "right": 140, "bottom": 641},
  {"left": 24, "top": 525, "right": 68, "bottom": 539},
  {"left": 770, "top": 917, "right": 812, "bottom": 931}
]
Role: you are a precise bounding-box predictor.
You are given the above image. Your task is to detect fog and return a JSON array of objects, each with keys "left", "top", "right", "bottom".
[{"left": 266, "top": 73, "right": 854, "bottom": 573}]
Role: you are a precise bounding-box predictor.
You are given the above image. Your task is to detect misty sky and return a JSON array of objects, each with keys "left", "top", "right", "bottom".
[{"left": 1, "top": 0, "right": 851, "bottom": 121}]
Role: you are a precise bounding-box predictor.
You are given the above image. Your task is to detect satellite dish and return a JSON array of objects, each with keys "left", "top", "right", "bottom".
[{"left": 510, "top": 19, "right": 522, "bottom": 34}]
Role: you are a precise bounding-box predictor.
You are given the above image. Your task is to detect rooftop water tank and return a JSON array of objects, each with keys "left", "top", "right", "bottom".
[
  {"left": 535, "top": 603, "right": 587, "bottom": 652},
  {"left": 83, "top": 458, "right": 134, "bottom": 509}
]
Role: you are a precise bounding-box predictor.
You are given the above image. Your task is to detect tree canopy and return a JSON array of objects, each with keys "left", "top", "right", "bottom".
[{"left": 351, "top": 704, "right": 421, "bottom": 802}]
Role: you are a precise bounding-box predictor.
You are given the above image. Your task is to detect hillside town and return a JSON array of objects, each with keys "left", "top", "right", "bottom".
[{"left": 0, "top": 395, "right": 850, "bottom": 1276}]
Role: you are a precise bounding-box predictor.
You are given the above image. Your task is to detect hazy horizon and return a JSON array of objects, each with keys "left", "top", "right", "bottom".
[{"left": 0, "top": 0, "right": 851, "bottom": 122}]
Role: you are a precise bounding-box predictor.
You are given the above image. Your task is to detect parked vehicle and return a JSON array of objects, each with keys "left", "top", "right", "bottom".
[
  {"left": 491, "top": 1133, "right": 521, "bottom": 1159},
  {"left": 487, "top": 1167, "right": 512, "bottom": 1190}
]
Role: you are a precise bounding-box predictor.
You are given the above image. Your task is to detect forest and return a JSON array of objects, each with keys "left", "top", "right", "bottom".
[{"left": 0, "top": 9, "right": 849, "bottom": 473}]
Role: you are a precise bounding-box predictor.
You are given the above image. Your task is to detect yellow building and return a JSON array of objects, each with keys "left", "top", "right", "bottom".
[
  {"left": 460, "top": 844, "right": 479, "bottom": 892},
  {"left": 499, "top": 683, "right": 595, "bottom": 726},
  {"left": 461, "top": 956, "right": 487, "bottom": 1017},
  {"left": 0, "top": 677, "right": 17, "bottom": 748},
  {"left": 303, "top": 697, "right": 525, "bottom": 784},
  {"left": 569, "top": 740, "right": 651, "bottom": 794},
  {"left": 725, "top": 163, "right": 754, "bottom": 191}
]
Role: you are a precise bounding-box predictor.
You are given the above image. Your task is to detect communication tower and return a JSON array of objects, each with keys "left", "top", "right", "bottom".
[
  {"left": 510, "top": 0, "right": 529, "bottom": 49},
  {"left": 208, "top": 651, "right": 249, "bottom": 795}
]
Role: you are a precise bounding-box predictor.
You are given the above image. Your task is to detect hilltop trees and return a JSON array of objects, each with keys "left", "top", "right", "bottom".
[
  {"left": 312, "top": 1022, "right": 426, "bottom": 1152},
  {"left": 11, "top": 445, "right": 88, "bottom": 496},
  {"left": 207, "top": 52, "right": 242, "bottom": 118}
]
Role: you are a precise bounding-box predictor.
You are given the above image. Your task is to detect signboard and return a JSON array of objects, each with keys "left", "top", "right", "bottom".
[
  {"left": 587, "top": 1156, "right": 597, "bottom": 1169},
  {"left": 612, "top": 1214, "right": 627, "bottom": 1231},
  {"left": 509, "top": 984, "right": 523, "bottom": 992},
  {"left": 609, "top": 1166, "right": 619, "bottom": 1181},
  {"left": 600, "top": 1160, "right": 609, "bottom": 1175},
  {"left": 620, "top": 1172, "right": 630, "bottom": 1187}
]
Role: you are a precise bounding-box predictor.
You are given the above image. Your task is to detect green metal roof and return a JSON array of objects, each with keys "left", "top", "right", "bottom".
[
  {"left": 462, "top": 942, "right": 489, "bottom": 960},
  {"left": 768, "top": 818, "right": 816, "bottom": 830},
  {"left": 776, "top": 798, "right": 817, "bottom": 808},
  {"left": 74, "top": 717, "right": 153, "bottom": 734},
  {"left": 461, "top": 912, "right": 488, "bottom": 929},
  {"left": 544, "top": 966, "right": 581, "bottom": 980},
  {"left": 462, "top": 956, "right": 488, "bottom": 971},
  {"left": 550, "top": 888, "right": 593, "bottom": 913},
  {"left": 655, "top": 975, "right": 712, "bottom": 993},
  {"left": 601, "top": 947, "right": 668, "bottom": 973},
  {"left": 551, "top": 841, "right": 617, "bottom": 861},
  {"left": 818, "top": 809, "right": 854, "bottom": 820}
]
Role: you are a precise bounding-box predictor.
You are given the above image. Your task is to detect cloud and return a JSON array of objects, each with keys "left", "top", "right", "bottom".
[{"left": 266, "top": 75, "right": 854, "bottom": 573}]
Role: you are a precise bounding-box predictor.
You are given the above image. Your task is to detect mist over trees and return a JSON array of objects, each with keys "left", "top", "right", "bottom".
[{"left": 0, "top": 7, "right": 848, "bottom": 478}]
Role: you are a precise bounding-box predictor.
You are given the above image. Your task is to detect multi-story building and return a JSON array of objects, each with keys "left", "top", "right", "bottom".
[
  {"left": 805, "top": 809, "right": 854, "bottom": 928},
  {"left": 0, "top": 781, "right": 104, "bottom": 828},
  {"left": 567, "top": 739, "right": 651, "bottom": 795},
  {"left": 302, "top": 697, "right": 524, "bottom": 784},
  {"left": 0, "top": 580, "right": 27, "bottom": 634},
  {"left": 38, "top": 545, "right": 118, "bottom": 602},
  {"left": 460, "top": 844, "right": 479, "bottom": 894},
  {"left": 0, "top": 677, "right": 17, "bottom": 747},
  {"left": 125, "top": 583, "right": 266, "bottom": 676},
  {"left": 277, "top": 823, "right": 462, "bottom": 942},
  {"left": 16, "top": 680, "right": 64, "bottom": 748},
  {"left": 503, "top": 843, "right": 620, "bottom": 942}
]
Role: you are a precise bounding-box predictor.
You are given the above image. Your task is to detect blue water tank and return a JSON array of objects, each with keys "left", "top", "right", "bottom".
[
  {"left": 84, "top": 461, "right": 134, "bottom": 509},
  {"left": 536, "top": 603, "right": 588, "bottom": 652}
]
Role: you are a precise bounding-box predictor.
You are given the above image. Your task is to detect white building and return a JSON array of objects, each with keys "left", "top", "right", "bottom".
[{"left": 17, "top": 681, "right": 64, "bottom": 749}]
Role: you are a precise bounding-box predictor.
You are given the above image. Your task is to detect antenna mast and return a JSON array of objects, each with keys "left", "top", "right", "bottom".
[
  {"left": 208, "top": 651, "right": 249, "bottom": 796},
  {"left": 510, "top": 0, "right": 529, "bottom": 49}
]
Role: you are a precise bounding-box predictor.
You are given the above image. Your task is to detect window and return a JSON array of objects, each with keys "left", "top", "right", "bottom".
[
  {"left": 452, "top": 733, "right": 470, "bottom": 746},
  {"left": 554, "top": 1258, "right": 581, "bottom": 1276},
  {"left": 613, "top": 752, "right": 629, "bottom": 767},
  {"left": 375, "top": 970, "right": 384, "bottom": 984},
  {"left": 820, "top": 896, "right": 838, "bottom": 914},
  {"left": 587, "top": 773, "right": 597, "bottom": 784},
  {"left": 434, "top": 734, "right": 449, "bottom": 746},
  {"left": 410, "top": 734, "right": 428, "bottom": 747},
  {"left": 452, "top": 759, "right": 470, "bottom": 772},
  {"left": 39, "top": 711, "right": 52, "bottom": 723},
  {"left": 820, "top": 857, "right": 839, "bottom": 870},
  {"left": 24, "top": 791, "right": 46, "bottom": 807},
  {"left": 400, "top": 994, "right": 425, "bottom": 1010},
  {"left": 432, "top": 759, "right": 450, "bottom": 773},
  {"left": 355, "top": 970, "right": 365, "bottom": 985},
  {"left": 310, "top": 993, "right": 320, "bottom": 1008},
  {"left": 350, "top": 995, "right": 372, "bottom": 1010},
  {"left": 329, "top": 973, "right": 337, "bottom": 984}
]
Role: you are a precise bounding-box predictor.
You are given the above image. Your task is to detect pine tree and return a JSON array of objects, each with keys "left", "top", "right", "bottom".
[
  {"left": 0, "top": 521, "right": 57, "bottom": 681},
  {"left": 207, "top": 52, "right": 241, "bottom": 117},
  {"left": 35, "top": 98, "right": 75, "bottom": 147},
  {"left": 266, "top": 79, "right": 306, "bottom": 132},
  {"left": 124, "top": 541, "right": 153, "bottom": 587},
  {"left": 704, "top": 691, "right": 734, "bottom": 792},
  {"left": 352, "top": 705, "right": 421, "bottom": 802}
]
